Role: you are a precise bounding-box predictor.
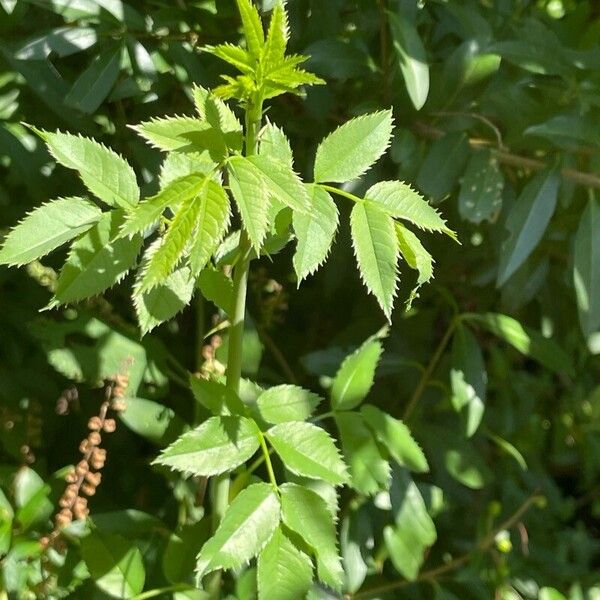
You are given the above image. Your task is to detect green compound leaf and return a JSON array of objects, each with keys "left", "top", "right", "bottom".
[
  {"left": 293, "top": 185, "right": 338, "bottom": 282},
  {"left": 257, "top": 384, "right": 322, "bottom": 424},
  {"left": 228, "top": 155, "right": 270, "bottom": 251},
  {"left": 335, "top": 411, "right": 390, "bottom": 495},
  {"left": 81, "top": 532, "right": 145, "bottom": 599},
  {"left": 189, "top": 375, "right": 245, "bottom": 416},
  {"left": 159, "top": 152, "right": 217, "bottom": 188},
  {"left": 246, "top": 154, "right": 311, "bottom": 213},
  {"left": 153, "top": 415, "right": 260, "bottom": 477},
  {"left": 351, "top": 201, "right": 399, "bottom": 320},
  {"left": 261, "top": 1, "right": 289, "bottom": 72},
  {"left": 497, "top": 170, "right": 559, "bottom": 286},
  {"left": 280, "top": 483, "right": 343, "bottom": 591},
  {"left": 0, "top": 197, "right": 102, "bottom": 266},
  {"left": 259, "top": 121, "right": 294, "bottom": 167},
  {"left": 189, "top": 180, "right": 231, "bottom": 276},
  {"left": 573, "top": 195, "right": 600, "bottom": 346},
  {"left": 235, "top": 0, "right": 265, "bottom": 60},
  {"left": 134, "top": 266, "right": 195, "bottom": 335},
  {"left": 196, "top": 482, "right": 280, "bottom": 578},
  {"left": 450, "top": 323, "right": 487, "bottom": 437},
  {"left": 314, "top": 110, "right": 393, "bottom": 183},
  {"left": 266, "top": 421, "right": 348, "bottom": 485},
  {"left": 395, "top": 222, "right": 434, "bottom": 308},
  {"left": 119, "top": 174, "right": 209, "bottom": 239},
  {"left": 52, "top": 210, "right": 142, "bottom": 306},
  {"left": 463, "top": 312, "right": 574, "bottom": 376},
  {"left": 361, "top": 404, "right": 429, "bottom": 473},
  {"left": 331, "top": 335, "right": 383, "bottom": 411},
  {"left": 384, "top": 469, "right": 437, "bottom": 581},
  {"left": 366, "top": 180, "right": 455, "bottom": 239},
  {"left": 131, "top": 116, "right": 207, "bottom": 152},
  {"left": 39, "top": 129, "right": 139, "bottom": 210},
  {"left": 257, "top": 527, "right": 313, "bottom": 600},
  {"left": 388, "top": 12, "right": 429, "bottom": 110},
  {"left": 204, "top": 43, "right": 255, "bottom": 75}
]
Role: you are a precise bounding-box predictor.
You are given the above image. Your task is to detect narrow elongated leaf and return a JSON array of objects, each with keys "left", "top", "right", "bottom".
[
  {"left": 119, "top": 174, "right": 208, "bottom": 239},
  {"left": 204, "top": 43, "right": 255, "bottom": 75},
  {"left": 40, "top": 130, "right": 139, "bottom": 209},
  {"left": 280, "top": 483, "right": 343, "bottom": 591},
  {"left": 64, "top": 44, "right": 122, "bottom": 114},
  {"left": 235, "top": 0, "right": 265, "bottom": 59},
  {"left": 395, "top": 222, "right": 434, "bottom": 307},
  {"left": 388, "top": 12, "right": 429, "bottom": 110},
  {"left": 257, "top": 527, "right": 313, "bottom": 600},
  {"left": 132, "top": 116, "right": 208, "bottom": 152},
  {"left": 260, "top": 122, "right": 293, "bottom": 167},
  {"left": 497, "top": 170, "right": 559, "bottom": 286},
  {"left": 450, "top": 324, "right": 486, "bottom": 437},
  {"left": 189, "top": 180, "right": 231, "bottom": 276},
  {"left": 15, "top": 26, "right": 97, "bottom": 60},
  {"left": 464, "top": 312, "right": 574, "bottom": 375},
  {"left": 52, "top": 211, "right": 142, "bottom": 306},
  {"left": 458, "top": 150, "right": 504, "bottom": 224},
  {"left": 257, "top": 384, "right": 322, "bottom": 424},
  {"left": 293, "top": 185, "right": 338, "bottom": 281},
  {"left": 573, "top": 195, "right": 600, "bottom": 346},
  {"left": 314, "top": 110, "right": 393, "bottom": 183},
  {"left": 159, "top": 152, "right": 216, "bottom": 188},
  {"left": 0, "top": 197, "right": 102, "bottom": 265},
  {"left": 266, "top": 421, "right": 348, "bottom": 485},
  {"left": 384, "top": 469, "right": 436, "bottom": 580},
  {"left": 367, "top": 180, "right": 454, "bottom": 237},
  {"left": 134, "top": 266, "right": 194, "bottom": 335},
  {"left": 331, "top": 335, "right": 383, "bottom": 411},
  {"left": 228, "top": 155, "right": 269, "bottom": 250},
  {"left": 196, "top": 482, "right": 280, "bottom": 577},
  {"left": 361, "top": 404, "right": 428, "bottom": 472},
  {"left": 246, "top": 154, "right": 311, "bottom": 213},
  {"left": 335, "top": 412, "right": 390, "bottom": 495},
  {"left": 153, "top": 416, "right": 260, "bottom": 477},
  {"left": 81, "top": 532, "right": 145, "bottom": 599},
  {"left": 351, "top": 201, "right": 399, "bottom": 320}
]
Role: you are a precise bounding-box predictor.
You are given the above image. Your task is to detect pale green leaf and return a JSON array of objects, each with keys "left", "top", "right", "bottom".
[
  {"left": 351, "top": 201, "right": 399, "bottom": 320},
  {"left": 463, "top": 312, "right": 574, "bottom": 375},
  {"left": 395, "top": 222, "right": 434, "bottom": 308},
  {"left": 197, "top": 267, "right": 234, "bottom": 315},
  {"left": 159, "top": 152, "right": 217, "bottom": 188},
  {"left": 52, "top": 210, "right": 142, "bottom": 306},
  {"left": 573, "top": 195, "right": 600, "bottom": 346},
  {"left": 331, "top": 335, "right": 383, "bottom": 411},
  {"left": 259, "top": 122, "right": 293, "bottom": 167},
  {"left": 314, "top": 110, "right": 393, "bottom": 183},
  {"left": 118, "top": 397, "right": 185, "bottom": 446},
  {"left": 246, "top": 155, "right": 311, "bottom": 213},
  {"left": 228, "top": 155, "right": 270, "bottom": 250},
  {"left": 189, "top": 180, "right": 231, "bottom": 276},
  {"left": 293, "top": 185, "right": 338, "bottom": 282},
  {"left": 450, "top": 324, "right": 486, "bottom": 437},
  {"left": 262, "top": 2, "right": 288, "bottom": 71},
  {"left": 388, "top": 12, "right": 429, "bottom": 110},
  {"left": 257, "top": 527, "right": 313, "bottom": 600},
  {"left": 384, "top": 469, "right": 436, "bottom": 580},
  {"left": 235, "top": 0, "right": 265, "bottom": 59},
  {"left": 14, "top": 26, "right": 97, "bottom": 60},
  {"left": 189, "top": 376, "right": 244, "bottom": 416},
  {"left": 444, "top": 444, "right": 490, "bottom": 489},
  {"left": 81, "top": 532, "right": 145, "bottom": 599},
  {"left": 458, "top": 150, "right": 504, "bottom": 224},
  {"left": 335, "top": 412, "right": 390, "bottom": 495},
  {"left": 40, "top": 130, "right": 139, "bottom": 210},
  {"left": 361, "top": 404, "right": 428, "bottom": 472},
  {"left": 266, "top": 421, "right": 348, "bottom": 485},
  {"left": 196, "top": 482, "right": 280, "bottom": 577},
  {"left": 497, "top": 170, "right": 559, "bottom": 286},
  {"left": 204, "top": 43, "right": 255, "bottom": 75},
  {"left": 119, "top": 174, "right": 208, "bottom": 239},
  {"left": 132, "top": 116, "right": 207, "bottom": 152},
  {"left": 0, "top": 197, "right": 102, "bottom": 266},
  {"left": 153, "top": 415, "right": 260, "bottom": 477},
  {"left": 366, "top": 180, "right": 455, "bottom": 238},
  {"left": 257, "top": 384, "right": 322, "bottom": 424},
  {"left": 64, "top": 43, "right": 121, "bottom": 114},
  {"left": 134, "top": 266, "right": 195, "bottom": 335},
  {"left": 280, "top": 483, "right": 343, "bottom": 591}
]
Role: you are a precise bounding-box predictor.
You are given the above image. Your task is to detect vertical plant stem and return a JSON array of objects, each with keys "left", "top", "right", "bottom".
[
  {"left": 206, "top": 96, "right": 263, "bottom": 599},
  {"left": 403, "top": 316, "right": 458, "bottom": 421}
]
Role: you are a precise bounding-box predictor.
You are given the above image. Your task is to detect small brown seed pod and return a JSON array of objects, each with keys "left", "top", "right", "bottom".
[
  {"left": 111, "top": 399, "right": 127, "bottom": 412},
  {"left": 80, "top": 483, "right": 96, "bottom": 497},
  {"left": 79, "top": 439, "right": 91, "bottom": 454},
  {"left": 85, "top": 471, "right": 101, "bottom": 486},
  {"left": 65, "top": 469, "right": 78, "bottom": 483},
  {"left": 103, "top": 418, "right": 116, "bottom": 433},
  {"left": 88, "top": 416, "right": 102, "bottom": 431}
]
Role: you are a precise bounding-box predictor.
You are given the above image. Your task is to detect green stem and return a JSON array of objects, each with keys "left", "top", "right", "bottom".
[
  {"left": 402, "top": 316, "right": 459, "bottom": 421},
  {"left": 206, "top": 95, "right": 263, "bottom": 599},
  {"left": 258, "top": 431, "right": 278, "bottom": 490},
  {"left": 320, "top": 184, "right": 363, "bottom": 204}
]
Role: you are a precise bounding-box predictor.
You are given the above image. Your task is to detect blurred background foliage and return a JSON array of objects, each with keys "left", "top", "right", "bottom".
[{"left": 0, "top": 0, "right": 599, "bottom": 598}]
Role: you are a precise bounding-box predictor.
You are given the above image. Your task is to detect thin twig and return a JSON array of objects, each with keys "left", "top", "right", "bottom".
[
  {"left": 255, "top": 323, "right": 298, "bottom": 384},
  {"left": 350, "top": 493, "right": 542, "bottom": 599},
  {"left": 413, "top": 121, "right": 600, "bottom": 189}
]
